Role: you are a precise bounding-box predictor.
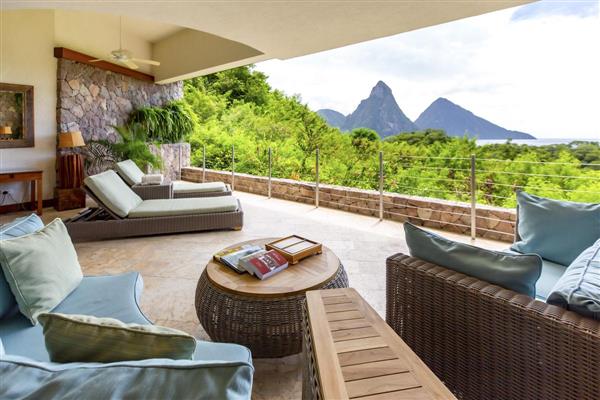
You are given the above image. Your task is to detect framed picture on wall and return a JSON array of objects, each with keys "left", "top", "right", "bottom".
[{"left": 0, "top": 83, "right": 34, "bottom": 148}]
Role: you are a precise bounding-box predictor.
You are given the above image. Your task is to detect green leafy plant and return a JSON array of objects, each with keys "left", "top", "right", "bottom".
[
  {"left": 183, "top": 65, "right": 600, "bottom": 208},
  {"left": 82, "top": 140, "right": 117, "bottom": 176},
  {"left": 129, "top": 100, "right": 198, "bottom": 143},
  {"left": 110, "top": 124, "right": 162, "bottom": 171}
]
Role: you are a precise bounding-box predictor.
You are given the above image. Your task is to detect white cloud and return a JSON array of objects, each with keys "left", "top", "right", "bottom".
[{"left": 257, "top": 3, "right": 600, "bottom": 139}]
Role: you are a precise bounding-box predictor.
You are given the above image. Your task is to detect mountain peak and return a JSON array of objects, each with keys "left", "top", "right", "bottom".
[
  {"left": 370, "top": 80, "right": 393, "bottom": 98},
  {"left": 432, "top": 97, "right": 452, "bottom": 105},
  {"left": 415, "top": 98, "right": 535, "bottom": 139},
  {"left": 341, "top": 81, "right": 417, "bottom": 137}
]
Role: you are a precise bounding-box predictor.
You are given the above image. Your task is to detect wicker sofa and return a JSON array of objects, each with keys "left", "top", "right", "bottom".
[{"left": 386, "top": 253, "right": 600, "bottom": 400}]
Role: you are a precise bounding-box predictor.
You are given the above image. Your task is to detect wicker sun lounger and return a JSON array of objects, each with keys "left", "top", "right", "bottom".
[
  {"left": 65, "top": 171, "right": 243, "bottom": 242},
  {"left": 115, "top": 160, "right": 232, "bottom": 199}
]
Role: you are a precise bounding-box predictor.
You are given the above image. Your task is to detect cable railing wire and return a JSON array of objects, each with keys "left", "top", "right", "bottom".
[
  {"left": 479, "top": 182, "right": 600, "bottom": 194},
  {"left": 478, "top": 158, "right": 600, "bottom": 167},
  {"left": 201, "top": 146, "right": 598, "bottom": 241},
  {"left": 476, "top": 169, "right": 600, "bottom": 180}
]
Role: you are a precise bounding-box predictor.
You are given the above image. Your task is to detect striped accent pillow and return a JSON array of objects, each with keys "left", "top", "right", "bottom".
[{"left": 38, "top": 313, "right": 196, "bottom": 363}]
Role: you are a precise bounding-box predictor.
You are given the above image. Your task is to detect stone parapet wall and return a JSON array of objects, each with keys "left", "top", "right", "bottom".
[
  {"left": 149, "top": 143, "right": 190, "bottom": 181},
  {"left": 182, "top": 167, "right": 516, "bottom": 242}
]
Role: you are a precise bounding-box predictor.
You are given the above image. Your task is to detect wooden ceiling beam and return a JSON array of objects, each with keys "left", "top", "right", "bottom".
[{"left": 54, "top": 47, "right": 155, "bottom": 83}]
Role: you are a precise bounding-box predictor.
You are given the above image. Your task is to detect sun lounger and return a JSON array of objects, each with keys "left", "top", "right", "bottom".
[
  {"left": 115, "top": 160, "right": 231, "bottom": 199},
  {"left": 64, "top": 170, "right": 243, "bottom": 242}
]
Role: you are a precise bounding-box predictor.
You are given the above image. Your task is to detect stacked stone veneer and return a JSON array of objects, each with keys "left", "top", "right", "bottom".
[
  {"left": 149, "top": 143, "right": 190, "bottom": 181},
  {"left": 56, "top": 59, "right": 187, "bottom": 180},
  {"left": 57, "top": 59, "right": 182, "bottom": 142},
  {"left": 182, "top": 167, "right": 517, "bottom": 242}
]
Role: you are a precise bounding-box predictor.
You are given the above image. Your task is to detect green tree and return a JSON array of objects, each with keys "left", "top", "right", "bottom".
[{"left": 182, "top": 66, "right": 600, "bottom": 208}]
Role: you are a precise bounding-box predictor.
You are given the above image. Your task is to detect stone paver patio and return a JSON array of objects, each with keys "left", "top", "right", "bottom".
[{"left": 1, "top": 191, "right": 506, "bottom": 399}]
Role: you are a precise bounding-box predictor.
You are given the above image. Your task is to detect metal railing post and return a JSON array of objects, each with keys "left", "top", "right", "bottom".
[
  {"left": 379, "top": 151, "right": 384, "bottom": 221},
  {"left": 470, "top": 154, "right": 477, "bottom": 241},
  {"left": 231, "top": 145, "right": 235, "bottom": 192},
  {"left": 268, "top": 147, "right": 272, "bottom": 199},
  {"left": 315, "top": 148, "right": 320, "bottom": 208},
  {"left": 202, "top": 145, "right": 206, "bottom": 183}
]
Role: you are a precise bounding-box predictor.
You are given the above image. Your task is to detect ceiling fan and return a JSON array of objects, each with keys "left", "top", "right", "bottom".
[{"left": 90, "top": 17, "right": 160, "bottom": 70}]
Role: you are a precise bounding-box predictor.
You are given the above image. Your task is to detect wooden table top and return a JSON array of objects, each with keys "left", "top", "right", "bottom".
[
  {"left": 206, "top": 238, "right": 341, "bottom": 298},
  {"left": 306, "top": 288, "right": 457, "bottom": 400}
]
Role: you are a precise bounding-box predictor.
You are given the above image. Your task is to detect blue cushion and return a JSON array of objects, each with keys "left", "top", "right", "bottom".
[
  {"left": 504, "top": 249, "right": 567, "bottom": 301},
  {"left": 534, "top": 258, "right": 567, "bottom": 301},
  {"left": 511, "top": 191, "right": 600, "bottom": 266},
  {"left": 0, "top": 352, "right": 253, "bottom": 400},
  {"left": 405, "top": 223, "right": 542, "bottom": 297},
  {"left": 547, "top": 239, "right": 600, "bottom": 320},
  {"left": 0, "top": 214, "right": 44, "bottom": 320},
  {"left": 0, "top": 213, "right": 44, "bottom": 240},
  {"left": 0, "top": 273, "right": 149, "bottom": 361}
]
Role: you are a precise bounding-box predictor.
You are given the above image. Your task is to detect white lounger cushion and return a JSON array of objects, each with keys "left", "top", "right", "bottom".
[
  {"left": 128, "top": 197, "right": 238, "bottom": 218},
  {"left": 115, "top": 160, "right": 145, "bottom": 186},
  {"left": 85, "top": 171, "right": 143, "bottom": 218},
  {"left": 172, "top": 181, "right": 227, "bottom": 194}
]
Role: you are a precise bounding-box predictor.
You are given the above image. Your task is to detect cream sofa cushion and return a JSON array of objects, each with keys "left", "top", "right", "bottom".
[
  {"left": 128, "top": 197, "right": 238, "bottom": 218},
  {"left": 85, "top": 170, "right": 143, "bottom": 218},
  {"left": 115, "top": 160, "right": 145, "bottom": 186},
  {"left": 0, "top": 219, "right": 83, "bottom": 324},
  {"left": 173, "top": 181, "right": 227, "bottom": 194}
]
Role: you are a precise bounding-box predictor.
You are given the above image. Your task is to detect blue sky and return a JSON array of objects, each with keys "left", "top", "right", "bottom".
[{"left": 257, "top": 1, "right": 600, "bottom": 139}]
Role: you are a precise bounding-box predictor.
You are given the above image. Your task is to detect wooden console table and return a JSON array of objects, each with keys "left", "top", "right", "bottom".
[
  {"left": 303, "top": 288, "right": 456, "bottom": 400},
  {"left": 0, "top": 170, "right": 43, "bottom": 215}
]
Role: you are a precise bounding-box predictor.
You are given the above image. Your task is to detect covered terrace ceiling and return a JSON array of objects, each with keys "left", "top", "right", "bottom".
[{"left": 5, "top": 0, "right": 534, "bottom": 83}]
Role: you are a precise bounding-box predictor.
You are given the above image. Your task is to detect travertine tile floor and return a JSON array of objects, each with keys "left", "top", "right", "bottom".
[{"left": 1, "top": 191, "right": 506, "bottom": 399}]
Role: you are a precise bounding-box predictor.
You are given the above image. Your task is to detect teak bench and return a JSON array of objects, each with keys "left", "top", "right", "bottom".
[{"left": 303, "top": 288, "right": 456, "bottom": 400}]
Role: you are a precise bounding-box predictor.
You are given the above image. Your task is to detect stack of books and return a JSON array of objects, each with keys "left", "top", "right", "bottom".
[{"left": 213, "top": 245, "right": 288, "bottom": 279}]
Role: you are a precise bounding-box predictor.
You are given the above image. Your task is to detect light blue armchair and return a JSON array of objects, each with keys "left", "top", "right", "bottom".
[{"left": 0, "top": 215, "right": 253, "bottom": 399}]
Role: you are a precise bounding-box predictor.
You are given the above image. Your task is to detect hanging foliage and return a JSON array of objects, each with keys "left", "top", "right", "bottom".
[{"left": 128, "top": 100, "right": 198, "bottom": 143}]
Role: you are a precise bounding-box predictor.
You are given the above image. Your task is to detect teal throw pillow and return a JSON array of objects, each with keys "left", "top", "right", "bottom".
[
  {"left": 511, "top": 191, "right": 600, "bottom": 266},
  {"left": 405, "top": 222, "right": 542, "bottom": 297},
  {"left": 547, "top": 239, "right": 600, "bottom": 320}
]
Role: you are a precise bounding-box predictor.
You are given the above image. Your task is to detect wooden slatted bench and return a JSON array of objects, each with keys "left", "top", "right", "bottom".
[{"left": 302, "top": 288, "right": 456, "bottom": 400}]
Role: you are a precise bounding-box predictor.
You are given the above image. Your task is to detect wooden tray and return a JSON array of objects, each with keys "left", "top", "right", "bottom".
[{"left": 265, "top": 235, "right": 322, "bottom": 265}]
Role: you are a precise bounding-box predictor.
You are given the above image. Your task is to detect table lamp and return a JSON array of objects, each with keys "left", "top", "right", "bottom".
[
  {"left": 0, "top": 126, "right": 12, "bottom": 140},
  {"left": 57, "top": 131, "right": 86, "bottom": 189}
]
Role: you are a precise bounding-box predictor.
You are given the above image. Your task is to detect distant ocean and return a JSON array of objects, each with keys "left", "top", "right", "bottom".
[{"left": 477, "top": 138, "right": 599, "bottom": 146}]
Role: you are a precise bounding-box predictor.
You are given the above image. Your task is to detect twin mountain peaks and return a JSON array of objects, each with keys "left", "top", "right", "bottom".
[{"left": 317, "top": 81, "right": 535, "bottom": 140}]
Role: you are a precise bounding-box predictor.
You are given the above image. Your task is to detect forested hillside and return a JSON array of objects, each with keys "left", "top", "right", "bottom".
[{"left": 183, "top": 66, "right": 600, "bottom": 207}]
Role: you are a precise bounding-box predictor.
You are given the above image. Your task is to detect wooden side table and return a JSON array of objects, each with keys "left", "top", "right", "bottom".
[
  {"left": 195, "top": 238, "right": 349, "bottom": 358},
  {"left": 303, "top": 288, "right": 457, "bottom": 400},
  {"left": 54, "top": 187, "right": 86, "bottom": 211},
  {"left": 0, "top": 170, "right": 43, "bottom": 215}
]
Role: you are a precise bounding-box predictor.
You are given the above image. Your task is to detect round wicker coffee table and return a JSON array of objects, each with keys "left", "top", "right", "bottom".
[{"left": 195, "top": 238, "right": 349, "bottom": 358}]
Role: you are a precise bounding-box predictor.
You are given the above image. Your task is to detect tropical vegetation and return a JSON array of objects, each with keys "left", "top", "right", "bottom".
[
  {"left": 180, "top": 66, "right": 599, "bottom": 208},
  {"left": 83, "top": 124, "right": 162, "bottom": 174}
]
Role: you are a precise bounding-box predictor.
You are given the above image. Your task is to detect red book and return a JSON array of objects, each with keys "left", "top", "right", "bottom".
[{"left": 247, "top": 250, "right": 288, "bottom": 279}]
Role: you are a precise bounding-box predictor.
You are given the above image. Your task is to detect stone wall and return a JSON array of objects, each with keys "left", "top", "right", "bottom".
[
  {"left": 149, "top": 143, "right": 190, "bottom": 181},
  {"left": 56, "top": 59, "right": 182, "bottom": 142},
  {"left": 182, "top": 167, "right": 517, "bottom": 242}
]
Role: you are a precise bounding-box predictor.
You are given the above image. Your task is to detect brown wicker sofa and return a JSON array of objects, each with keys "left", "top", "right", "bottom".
[{"left": 386, "top": 253, "right": 600, "bottom": 400}]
